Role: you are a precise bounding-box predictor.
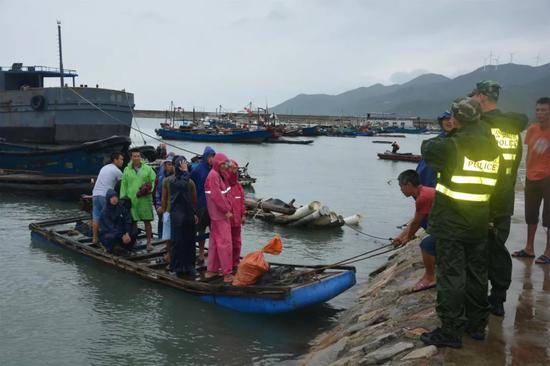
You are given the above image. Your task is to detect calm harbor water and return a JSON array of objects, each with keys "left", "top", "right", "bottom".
[{"left": 0, "top": 119, "right": 427, "bottom": 366}]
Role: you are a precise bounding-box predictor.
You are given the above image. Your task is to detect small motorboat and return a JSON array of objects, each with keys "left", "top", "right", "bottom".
[
  {"left": 265, "top": 137, "right": 314, "bottom": 145},
  {"left": 377, "top": 152, "right": 422, "bottom": 163},
  {"left": 29, "top": 216, "right": 356, "bottom": 314}
]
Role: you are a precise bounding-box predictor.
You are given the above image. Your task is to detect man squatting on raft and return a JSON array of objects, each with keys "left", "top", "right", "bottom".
[{"left": 98, "top": 189, "right": 138, "bottom": 253}]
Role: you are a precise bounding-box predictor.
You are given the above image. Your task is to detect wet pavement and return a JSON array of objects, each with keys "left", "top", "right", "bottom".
[{"left": 444, "top": 193, "right": 550, "bottom": 365}]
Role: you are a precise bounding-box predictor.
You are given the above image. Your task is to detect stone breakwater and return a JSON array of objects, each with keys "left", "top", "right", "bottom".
[{"left": 300, "top": 235, "right": 445, "bottom": 365}]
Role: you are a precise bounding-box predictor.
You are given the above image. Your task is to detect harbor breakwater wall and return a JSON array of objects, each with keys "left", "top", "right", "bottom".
[
  {"left": 134, "top": 110, "right": 436, "bottom": 127},
  {"left": 300, "top": 234, "right": 445, "bottom": 365}
]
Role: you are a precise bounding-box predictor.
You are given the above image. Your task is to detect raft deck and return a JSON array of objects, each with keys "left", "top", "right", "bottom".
[{"left": 29, "top": 215, "right": 356, "bottom": 314}]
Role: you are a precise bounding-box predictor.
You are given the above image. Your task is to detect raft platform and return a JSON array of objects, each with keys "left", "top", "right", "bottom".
[{"left": 29, "top": 215, "right": 356, "bottom": 314}]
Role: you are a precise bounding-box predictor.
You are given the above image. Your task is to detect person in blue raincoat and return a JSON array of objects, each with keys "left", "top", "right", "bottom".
[
  {"left": 416, "top": 112, "right": 455, "bottom": 187},
  {"left": 99, "top": 189, "right": 138, "bottom": 253},
  {"left": 190, "top": 146, "right": 215, "bottom": 264}
]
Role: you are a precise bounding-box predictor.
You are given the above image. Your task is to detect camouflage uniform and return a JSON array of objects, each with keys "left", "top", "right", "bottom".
[
  {"left": 471, "top": 81, "right": 528, "bottom": 311},
  {"left": 422, "top": 97, "right": 501, "bottom": 338}
]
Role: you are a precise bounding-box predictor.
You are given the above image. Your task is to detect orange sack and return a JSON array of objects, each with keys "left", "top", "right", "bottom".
[{"left": 232, "top": 235, "right": 283, "bottom": 286}]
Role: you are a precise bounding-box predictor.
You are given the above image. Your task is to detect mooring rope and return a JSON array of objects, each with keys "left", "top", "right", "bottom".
[
  {"left": 67, "top": 87, "right": 201, "bottom": 156},
  {"left": 344, "top": 223, "right": 393, "bottom": 241}
]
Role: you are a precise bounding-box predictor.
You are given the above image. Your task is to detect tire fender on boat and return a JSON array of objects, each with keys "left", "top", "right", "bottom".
[{"left": 30, "top": 95, "right": 46, "bottom": 111}]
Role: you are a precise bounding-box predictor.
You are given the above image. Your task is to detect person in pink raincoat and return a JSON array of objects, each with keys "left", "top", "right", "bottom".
[
  {"left": 225, "top": 160, "right": 246, "bottom": 269},
  {"left": 204, "top": 153, "right": 234, "bottom": 282}
]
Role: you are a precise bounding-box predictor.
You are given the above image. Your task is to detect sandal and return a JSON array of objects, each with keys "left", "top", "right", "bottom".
[
  {"left": 223, "top": 274, "right": 234, "bottom": 283},
  {"left": 412, "top": 280, "right": 436, "bottom": 293},
  {"left": 535, "top": 255, "right": 550, "bottom": 264},
  {"left": 204, "top": 271, "right": 218, "bottom": 279},
  {"left": 512, "top": 249, "right": 535, "bottom": 258}
]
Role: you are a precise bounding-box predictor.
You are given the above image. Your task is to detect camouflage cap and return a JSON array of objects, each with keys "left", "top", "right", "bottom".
[
  {"left": 450, "top": 97, "right": 482, "bottom": 124},
  {"left": 468, "top": 80, "right": 501, "bottom": 101}
]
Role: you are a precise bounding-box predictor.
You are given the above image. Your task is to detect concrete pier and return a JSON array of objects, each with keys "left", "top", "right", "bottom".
[{"left": 134, "top": 109, "right": 437, "bottom": 128}]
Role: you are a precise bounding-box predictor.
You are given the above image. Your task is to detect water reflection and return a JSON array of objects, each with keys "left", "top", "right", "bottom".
[
  {"left": 30, "top": 237, "right": 340, "bottom": 365},
  {"left": 509, "top": 260, "right": 550, "bottom": 366}
]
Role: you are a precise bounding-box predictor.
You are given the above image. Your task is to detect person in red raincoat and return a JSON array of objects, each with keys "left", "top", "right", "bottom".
[
  {"left": 225, "top": 160, "right": 246, "bottom": 268},
  {"left": 204, "top": 153, "right": 234, "bottom": 282}
]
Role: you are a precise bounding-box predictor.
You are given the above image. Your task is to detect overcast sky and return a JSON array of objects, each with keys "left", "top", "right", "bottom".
[{"left": 2, "top": 0, "right": 549, "bottom": 111}]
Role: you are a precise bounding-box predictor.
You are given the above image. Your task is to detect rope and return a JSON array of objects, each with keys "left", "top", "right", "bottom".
[
  {"left": 125, "top": 92, "right": 146, "bottom": 145},
  {"left": 297, "top": 243, "right": 396, "bottom": 277},
  {"left": 67, "top": 87, "right": 201, "bottom": 156},
  {"left": 344, "top": 223, "right": 393, "bottom": 241}
]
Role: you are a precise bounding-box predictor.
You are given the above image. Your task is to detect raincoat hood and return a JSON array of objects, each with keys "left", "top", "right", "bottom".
[
  {"left": 212, "top": 153, "right": 229, "bottom": 173},
  {"left": 106, "top": 189, "right": 118, "bottom": 207},
  {"left": 174, "top": 156, "right": 190, "bottom": 180},
  {"left": 201, "top": 146, "right": 216, "bottom": 164},
  {"left": 225, "top": 160, "right": 239, "bottom": 186}
]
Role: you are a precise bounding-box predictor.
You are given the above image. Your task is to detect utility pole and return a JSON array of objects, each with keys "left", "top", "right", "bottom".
[
  {"left": 509, "top": 52, "right": 516, "bottom": 64},
  {"left": 57, "top": 21, "right": 64, "bottom": 87}
]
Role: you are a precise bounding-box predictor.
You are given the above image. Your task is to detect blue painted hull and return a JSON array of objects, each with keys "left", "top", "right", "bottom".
[
  {"left": 0, "top": 136, "right": 130, "bottom": 175},
  {"left": 156, "top": 128, "right": 271, "bottom": 143},
  {"left": 200, "top": 270, "right": 355, "bottom": 314}
]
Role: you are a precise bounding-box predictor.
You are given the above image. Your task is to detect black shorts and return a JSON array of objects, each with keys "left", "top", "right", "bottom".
[
  {"left": 197, "top": 206, "right": 210, "bottom": 232},
  {"left": 524, "top": 177, "right": 550, "bottom": 227}
]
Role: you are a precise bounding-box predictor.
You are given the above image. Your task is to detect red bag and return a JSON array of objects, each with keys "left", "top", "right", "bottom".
[{"left": 232, "top": 236, "right": 283, "bottom": 286}]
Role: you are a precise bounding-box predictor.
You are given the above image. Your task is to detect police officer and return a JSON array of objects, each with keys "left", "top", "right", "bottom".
[
  {"left": 420, "top": 97, "right": 501, "bottom": 348},
  {"left": 470, "top": 81, "right": 528, "bottom": 316}
]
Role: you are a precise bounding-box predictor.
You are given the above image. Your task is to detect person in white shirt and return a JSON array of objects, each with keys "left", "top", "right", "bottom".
[{"left": 92, "top": 152, "right": 124, "bottom": 244}]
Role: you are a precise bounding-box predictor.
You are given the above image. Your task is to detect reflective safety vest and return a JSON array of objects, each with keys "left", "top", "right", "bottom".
[
  {"left": 435, "top": 143, "right": 500, "bottom": 203},
  {"left": 490, "top": 128, "right": 520, "bottom": 176}
]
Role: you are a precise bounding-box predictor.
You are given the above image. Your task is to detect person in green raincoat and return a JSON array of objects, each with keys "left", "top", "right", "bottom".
[{"left": 120, "top": 148, "right": 157, "bottom": 251}]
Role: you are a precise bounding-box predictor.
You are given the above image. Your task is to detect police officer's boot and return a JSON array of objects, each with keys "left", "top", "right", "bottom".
[
  {"left": 489, "top": 297, "right": 505, "bottom": 317},
  {"left": 465, "top": 326, "right": 486, "bottom": 341},
  {"left": 420, "top": 328, "right": 462, "bottom": 348}
]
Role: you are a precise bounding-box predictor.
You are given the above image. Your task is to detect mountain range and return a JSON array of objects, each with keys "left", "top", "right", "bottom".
[{"left": 271, "top": 63, "right": 550, "bottom": 119}]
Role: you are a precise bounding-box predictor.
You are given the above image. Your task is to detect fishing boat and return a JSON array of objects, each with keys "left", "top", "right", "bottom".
[
  {"left": 300, "top": 126, "right": 320, "bottom": 137},
  {"left": 377, "top": 152, "right": 422, "bottom": 163},
  {"left": 155, "top": 127, "right": 271, "bottom": 144},
  {"left": 0, "top": 24, "right": 135, "bottom": 177},
  {"left": 0, "top": 136, "right": 131, "bottom": 175},
  {"left": 29, "top": 215, "right": 356, "bottom": 314},
  {"left": 375, "top": 134, "right": 406, "bottom": 138},
  {"left": 0, "top": 169, "right": 93, "bottom": 197}
]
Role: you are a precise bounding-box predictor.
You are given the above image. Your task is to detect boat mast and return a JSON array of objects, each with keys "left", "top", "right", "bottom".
[{"left": 57, "top": 21, "right": 65, "bottom": 87}]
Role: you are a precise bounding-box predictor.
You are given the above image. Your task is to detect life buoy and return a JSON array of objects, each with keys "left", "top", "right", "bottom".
[{"left": 30, "top": 95, "right": 46, "bottom": 110}]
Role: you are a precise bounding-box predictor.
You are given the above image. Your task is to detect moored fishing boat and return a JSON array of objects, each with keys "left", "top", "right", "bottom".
[
  {"left": 29, "top": 215, "right": 356, "bottom": 314},
  {"left": 0, "top": 135, "right": 131, "bottom": 175},
  {"left": 155, "top": 127, "right": 271, "bottom": 143},
  {"left": 377, "top": 152, "right": 422, "bottom": 163},
  {"left": 0, "top": 169, "right": 93, "bottom": 197}
]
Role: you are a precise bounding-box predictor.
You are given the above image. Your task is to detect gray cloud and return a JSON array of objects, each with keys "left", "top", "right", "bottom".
[{"left": 1, "top": 0, "right": 549, "bottom": 110}]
